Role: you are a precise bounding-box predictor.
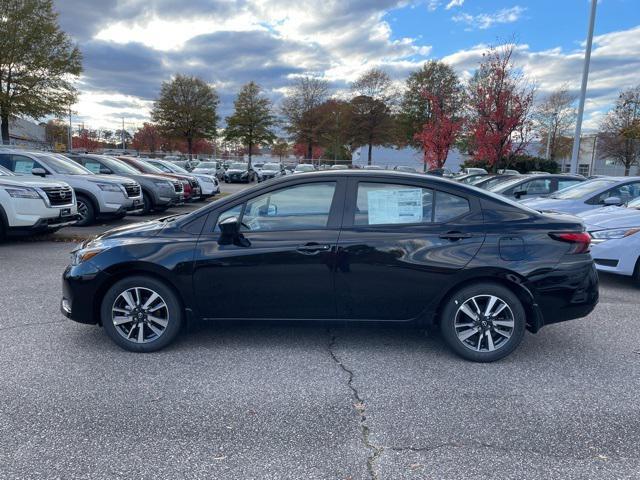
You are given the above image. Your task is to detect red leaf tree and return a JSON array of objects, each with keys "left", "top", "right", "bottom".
[
  {"left": 467, "top": 44, "right": 534, "bottom": 172},
  {"left": 414, "top": 91, "right": 463, "bottom": 170},
  {"left": 293, "top": 142, "right": 324, "bottom": 159},
  {"left": 131, "top": 123, "right": 161, "bottom": 153}
]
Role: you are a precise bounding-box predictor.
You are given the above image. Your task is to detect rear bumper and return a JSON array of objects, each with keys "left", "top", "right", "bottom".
[{"left": 530, "top": 260, "right": 599, "bottom": 328}]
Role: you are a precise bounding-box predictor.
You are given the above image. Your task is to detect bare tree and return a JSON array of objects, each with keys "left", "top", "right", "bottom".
[
  {"left": 534, "top": 86, "right": 576, "bottom": 161},
  {"left": 598, "top": 85, "right": 640, "bottom": 176},
  {"left": 281, "top": 77, "right": 329, "bottom": 160}
]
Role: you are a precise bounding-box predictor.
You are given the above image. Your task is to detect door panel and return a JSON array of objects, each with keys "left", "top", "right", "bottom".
[
  {"left": 192, "top": 180, "right": 345, "bottom": 319},
  {"left": 334, "top": 180, "right": 485, "bottom": 320}
]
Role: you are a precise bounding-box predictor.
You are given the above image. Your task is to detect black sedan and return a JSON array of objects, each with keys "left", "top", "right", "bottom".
[
  {"left": 224, "top": 162, "right": 257, "bottom": 183},
  {"left": 62, "top": 171, "right": 598, "bottom": 362}
]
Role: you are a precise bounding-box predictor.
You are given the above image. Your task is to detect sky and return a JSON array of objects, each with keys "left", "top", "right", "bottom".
[{"left": 53, "top": 0, "right": 640, "bottom": 134}]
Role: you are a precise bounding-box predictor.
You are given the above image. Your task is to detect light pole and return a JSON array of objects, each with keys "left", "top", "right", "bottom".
[
  {"left": 569, "top": 0, "right": 597, "bottom": 174},
  {"left": 545, "top": 112, "right": 558, "bottom": 160}
]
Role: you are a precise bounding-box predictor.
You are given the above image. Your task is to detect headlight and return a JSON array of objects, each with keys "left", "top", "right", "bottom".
[
  {"left": 4, "top": 187, "right": 42, "bottom": 199},
  {"left": 200, "top": 176, "right": 213, "bottom": 183},
  {"left": 241, "top": 172, "right": 248, "bottom": 177},
  {"left": 72, "top": 247, "right": 105, "bottom": 265},
  {"left": 96, "top": 183, "right": 122, "bottom": 192},
  {"left": 590, "top": 228, "right": 640, "bottom": 243}
]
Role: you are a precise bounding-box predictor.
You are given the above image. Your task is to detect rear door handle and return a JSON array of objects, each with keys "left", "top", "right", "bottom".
[
  {"left": 296, "top": 243, "right": 331, "bottom": 255},
  {"left": 439, "top": 231, "right": 472, "bottom": 241}
]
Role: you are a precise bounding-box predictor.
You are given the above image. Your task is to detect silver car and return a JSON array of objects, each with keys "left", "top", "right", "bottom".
[{"left": 522, "top": 177, "right": 640, "bottom": 215}]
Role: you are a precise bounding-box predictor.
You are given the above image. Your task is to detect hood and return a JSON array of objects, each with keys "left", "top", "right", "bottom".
[
  {"left": 0, "top": 176, "right": 69, "bottom": 189},
  {"left": 87, "top": 174, "right": 137, "bottom": 185},
  {"left": 579, "top": 206, "right": 640, "bottom": 229},
  {"left": 90, "top": 216, "right": 179, "bottom": 244},
  {"left": 227, "top": 168, "right": 248, "bottom": 174}
]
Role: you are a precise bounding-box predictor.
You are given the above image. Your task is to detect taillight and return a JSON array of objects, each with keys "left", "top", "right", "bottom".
[{"left": 549, "top": 232, "right": 591, "bottom": 254}]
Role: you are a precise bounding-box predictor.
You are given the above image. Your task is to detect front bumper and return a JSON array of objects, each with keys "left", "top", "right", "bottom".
[
  {"left": 8, "top": 214, "right": 79, "bottom": 235},
  {"left": 590, "top": 238, "right": 638, "bottom": 277},
  {"left": 61, "top": 262, "right": 110, "bottom": 325}
]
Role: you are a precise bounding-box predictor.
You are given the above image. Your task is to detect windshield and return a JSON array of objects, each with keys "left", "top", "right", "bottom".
[
  {"left": 134, "top": 159, "right": 165, "bottom": 174},
  {"left": 479, "top": 176, "right": 518, "bottom": 189},
  {"left": 34, "top": 153, "right": 92, "bottom": 175},
  {"left": 160, "top": 161, "right": 188, "bottom": 174},
  {"left": 230, "top": 162, "right": 247, "bottom": 169},
  {"left": 550, "top": 179, "right": 617, "bottom": 199},
  {"left": 488, "top": 176, "right": 528, "bottom": 192},
  {"left": 196, "top": 162, "right": 217, "bottom": 168},
  {"left": 96, "top": 156, "right": 141, "bottom": 175},
  {"left": 262, "top": 163, "right": 280, "bottom": 170},
  {"left": 295, "top": 164, "right": 314, "bottom": 171}
]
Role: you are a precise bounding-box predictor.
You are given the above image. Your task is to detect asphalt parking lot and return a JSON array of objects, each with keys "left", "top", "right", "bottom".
[{"left": 1, "top": 234, "right": 639, "bottom": 479}]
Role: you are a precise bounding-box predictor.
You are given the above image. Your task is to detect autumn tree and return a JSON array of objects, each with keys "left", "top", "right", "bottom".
[
  {"left": 271, "top": 139, "right": 289, "bottom": 160},
  {"left": 400, "top": 61, "right": 464, "bottom": 148},
  {"left": 350, "top": 68, "right": 396, "bottom": 164},
  {"left": 114, "top": 129, "right": 133, "bottom": 149},
  {"left": 0, "top": 0, "right": 82, "bottom": 144},
  {"left": 44, "top": 119, "right": 69, "bottom": 149},
  {"left": 281, "top": 77, "right": 329, "bottom": 160},
  {"left": 533, "top": 86, "right": 576, "bottom": 161},
  {"left": 224, "top": 81, "right": 276, "bottom": 167},
  {"left": 466, "top": 44, "right": 534, "bottom": 172},
  {"left": 151, "top": 74, "right": 219, "bottom": 156},
  {"left": 132, "top": 123, "right": 161, "bottom": 152},
  {"left": 598, "top": 85, "right": 640, "bottom": 176},
  {"left": 414, "top": 92, "right": 463, "bottom": 171}
]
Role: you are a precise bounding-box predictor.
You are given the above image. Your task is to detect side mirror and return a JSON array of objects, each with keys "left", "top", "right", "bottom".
[
  {"left": 513, "top": 190, "right": 526, "bottom": 199},
  {"left": 603, "top": 196, "right": 621, "bottom": 206},
  {"left": 218, "top": 216, "right": 250, "bottom": 247},
  {"left": 100, "top": 167, "right": 112, "bottom": 174},
  {"left": 31, "top": 167, "right": 47, "bottom": 177}
]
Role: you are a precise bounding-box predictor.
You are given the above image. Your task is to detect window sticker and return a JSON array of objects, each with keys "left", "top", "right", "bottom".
[
  {"left": 367, "top": 188, "right": 423, "bottom": 224},
  {"left": 15, "top": 160, "right": 35, "bottom": 174}
]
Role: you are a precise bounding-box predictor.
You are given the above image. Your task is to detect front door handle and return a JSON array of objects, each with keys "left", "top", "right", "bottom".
[
  {"left": 296, "top": 243, "right": 331, "bottom": 255},
  {"left": 439, "top": 231, "right": 472, "bottom": 241}
]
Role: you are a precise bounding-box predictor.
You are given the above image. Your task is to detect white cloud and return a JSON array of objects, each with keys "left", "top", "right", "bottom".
[
  {"left": 452, "top": 6, "right": 525, "bottom": 30},
  {"left": 445, "top": 0, "right": 464, "bottom": 10}
]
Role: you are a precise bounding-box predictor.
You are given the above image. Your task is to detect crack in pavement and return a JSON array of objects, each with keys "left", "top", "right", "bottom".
[{"left": 328, "top": 329, "right": 384, "bottom": 480}]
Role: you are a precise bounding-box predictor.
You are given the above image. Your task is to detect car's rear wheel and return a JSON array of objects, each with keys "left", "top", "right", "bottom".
[
  {"left": 440, "top": 282, "right": 525, "bottom": 362},
  {"left": 633, "top": 257, "right": 640, "bottom": 287},
  {"left": 142, "top": 192, "right": 153, "bottom": 214},
  {"left": 76, "top": 196, "right": 95, "bottom": 226},
  {"left": 100, "top": 276, "right": 183, "bottom": 352}
]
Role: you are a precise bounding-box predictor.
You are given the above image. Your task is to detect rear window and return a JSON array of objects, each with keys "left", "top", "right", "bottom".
[{"left": 550, "top": 179, "right": 616, "bottom": 199}]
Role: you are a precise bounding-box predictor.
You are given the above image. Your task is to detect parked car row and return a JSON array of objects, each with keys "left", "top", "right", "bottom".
[{"left": 0, "top": 150, "right": 220, "bottom": 239}]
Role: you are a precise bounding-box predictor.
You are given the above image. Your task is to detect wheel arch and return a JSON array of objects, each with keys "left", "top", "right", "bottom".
[
  {"left": 94, "top": 262, "right": 190, "bottom": 326},
  {"left": 74, "top": 189, "right": 99, "bottom": 212},
  {"left": 427, "top": 269, "right": 543, "bottom": 333}
]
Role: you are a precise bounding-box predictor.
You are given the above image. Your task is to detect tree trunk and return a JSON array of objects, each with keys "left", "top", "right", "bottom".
[
  {"left": 1, "top": 113, "right": 9, "bottom": 145},
  {"left": 307, "top": 141, "right": 313, "bottom": 161},
  {"left": 187, "top": 137, "right": 193, "bottom": 158},
  {"left": 624, "top": 163, "right": 630, "bottom": 176},
  {"left": 248, "top": 140, "right": 253, "bottom": 169},
  {"left": 367, "top": 142, "right": 372, "bottom": 165}
]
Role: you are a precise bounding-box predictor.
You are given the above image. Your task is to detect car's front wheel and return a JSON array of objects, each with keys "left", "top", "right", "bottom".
[
  {"left": 100, "top": 276, "right": 183, "bottom": 352},
  {"left": 75, "top": 196, "right": 95, "bottom": 226},
  {"left": 440, "top": 282, "right": 525, "bottom": 362}
]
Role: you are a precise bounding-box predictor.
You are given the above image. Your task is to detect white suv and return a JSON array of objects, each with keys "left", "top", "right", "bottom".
[
  {"left": 0, "top": 150, "right": 143, "bottom": 226},
  {"left": 0, "top": 165, "right": 77, "bottom": 239}
]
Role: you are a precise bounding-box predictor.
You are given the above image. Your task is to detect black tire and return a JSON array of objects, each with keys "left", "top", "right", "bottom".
[
  {"left": 440, "top": 282, "right": 525, "bottom": 362},
  {"left": 633, "top": 258, "right": 640, "bottom": 288},
  {"left": 76, "top": 195, "right": 96, "bottom": 226},
  {"left": 100, "top": 276, "right": 183, "bottom": 352},
  {"left": 142, "top": 192, "right": 153, "bottom": 214}
]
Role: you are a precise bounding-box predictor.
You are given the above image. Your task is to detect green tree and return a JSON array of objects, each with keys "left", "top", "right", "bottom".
[
  {"left": 316, "top": 99, "right": 353, "bottom": 161},
  {"left": 399, "top": 61, "right": 464, "bottom": 148},
  {"left": 350, "top": 68, "right": 396, "bottom": 164},
  {"left": 281, "top": 77, "right": 329, "bottom": 160},
  {"left": 151, "top": 74, "right": 219, "bottom": 156},
  {"left": 0, "top": 0, "right": 82, "bottom": 144},
  {"left": 271, "top": 139, "right": 290, "bottom": 160},
  {"left": 224, "top": 81, "right": 276, "bottom": 167}
]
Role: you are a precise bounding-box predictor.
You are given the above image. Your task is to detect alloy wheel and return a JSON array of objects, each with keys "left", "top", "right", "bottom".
[
  {"left": 454, "top": 295, "right": 515, "bottom": 352},
  {"left": 76, "top": 200, "right": 89, "bottom": 222},
  {"left": 111, "top": 287, "right": 169, "bottom": 344}
]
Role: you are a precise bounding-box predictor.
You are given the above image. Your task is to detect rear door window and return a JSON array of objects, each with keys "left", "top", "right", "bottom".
[{"left": 355, "top": 183, "right": 434, "bottom": 225}]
